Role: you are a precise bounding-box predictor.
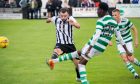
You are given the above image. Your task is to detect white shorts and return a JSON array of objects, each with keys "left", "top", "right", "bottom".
[
  {"left": 117, "top": 42, "right": 134, "bottom": 55},
  {"left": 81, "top": 44, "right": 102, "bottom": 60}
]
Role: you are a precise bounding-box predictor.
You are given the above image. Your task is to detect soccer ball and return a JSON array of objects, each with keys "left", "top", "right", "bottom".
[{"left": 0, "top": 36, "right": 9, "bottom": 48}]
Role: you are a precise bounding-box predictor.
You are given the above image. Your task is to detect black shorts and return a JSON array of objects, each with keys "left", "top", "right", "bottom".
[{"left": 54, "top": 43, "right": 76, "bottom": 54}]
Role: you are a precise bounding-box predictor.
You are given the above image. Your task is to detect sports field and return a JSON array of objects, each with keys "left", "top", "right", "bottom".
[{"left": 0, "top": 18, "right": 140, "bottom": 84}]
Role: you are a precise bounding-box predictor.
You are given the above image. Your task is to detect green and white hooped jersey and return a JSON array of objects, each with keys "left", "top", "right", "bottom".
[
  {"left": 116, "top": 17, "right": 133, "bottom": 44},
  {"left": 87, "top": 15, "right": 118, "bottom": 53}
]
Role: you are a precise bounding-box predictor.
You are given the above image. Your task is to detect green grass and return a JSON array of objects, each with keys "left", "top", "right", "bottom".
[{"left": 0, "top": 18, "right": 140, "bottom": 84}]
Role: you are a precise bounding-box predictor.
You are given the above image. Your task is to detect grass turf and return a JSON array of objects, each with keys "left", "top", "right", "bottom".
[{"left": 0, "top": 18, "right": 140, "bottom": 84}]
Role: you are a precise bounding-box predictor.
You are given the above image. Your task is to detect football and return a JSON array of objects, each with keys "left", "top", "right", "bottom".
[{"left": 0, "top": 36, "right": 9, "bottom": 48}]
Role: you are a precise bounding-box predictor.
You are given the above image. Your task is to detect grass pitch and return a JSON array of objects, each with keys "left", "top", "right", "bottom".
[{"left": 0, "top": 18, "right": 140, "bottom": 84}]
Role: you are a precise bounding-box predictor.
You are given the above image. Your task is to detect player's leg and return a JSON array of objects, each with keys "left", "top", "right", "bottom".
[
  {"left": 63, "top": 44, "right": 81, "bottom": 82},
  {"left": 47, "top": 50, "right": 81, "bottom": 70},
  {"left": 121, "top": 54, "right": 139, "bottom": 78},
  {"left": 78, "top": 57, "right": 88, "bottom": 84},
  {"left": 47, "top": 44, "right": 81, "bottom": 81},
  {"left": 51, "top": 48, "right": 63, "bottom": 59},
  {"left": 72, "top": 58, "right": 81, "bottom": 82},
  {"left": 50, "top": 43, "right": 66, "bottom": 59},
  {"left": 127, "top": 56, "right": 140, "bottom": 67},
  {"left": 125, "top": 42, "right": 140, "bottom": 67},
  {"left": 79, "top": 44, "right": 100, "bottom": 84},
  {"left": 47, "top": 48, "right": 63, "bottom": 70},
  {"left": 117, "top": 44, "right": 139, "bottom": 78},
  {"left": 51, "top": 50, "right": 81, "bottom": 63}
]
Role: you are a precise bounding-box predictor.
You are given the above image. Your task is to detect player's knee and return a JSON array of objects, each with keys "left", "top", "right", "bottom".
[
  {"left": 77, "top": 50, "right": 81, "bottom": 56},
  {"left": 54, "top": 48, "right": 63, "bottom": 55},
  {"left": 79, "top": 57, "right": 88, "bottom": 65},
  {"left": 122, "top": 56, "right": 129, "bottom": 62},
  {"left": 127, "top": 56, "right": 134, "bottom": 62}
]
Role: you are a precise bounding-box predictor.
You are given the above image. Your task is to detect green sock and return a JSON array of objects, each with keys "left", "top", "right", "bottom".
[
  {"left": 78, "top": 64, "right": 89, "bottom": 84},
  {"left": 126, "top": 62, "right": 138, "bottom": 76},
  {"left": 53, "top": 51, "right": 79, "bottom": 63},
  {"left": 133, "top": 58, "right": 140, "bottom": 67}
]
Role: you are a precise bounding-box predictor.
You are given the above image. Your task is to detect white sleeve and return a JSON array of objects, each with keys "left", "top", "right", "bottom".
[
  {"left": 90, "top": 29, "right": 102, "bottom": 46},
  {"left": 69, "top": 16, "right": 77, "bottom": 23},
  {"left": 52, "top": 16, "right": 57, "bottom": 23},
  {"left": 115, "top": 27, "right": 125, "bottom": 45},
  {"left": 19, "top": 0, "right": 23, "bottom": 7}
]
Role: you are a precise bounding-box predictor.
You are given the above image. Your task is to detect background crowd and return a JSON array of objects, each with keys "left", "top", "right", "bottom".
[{"left": 0, "top": 0, "right": 139, "bottom": 19}]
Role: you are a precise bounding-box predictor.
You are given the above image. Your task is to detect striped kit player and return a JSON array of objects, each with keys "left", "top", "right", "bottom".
[
  {"left": 46, "top": 8, "right": 81, "bottom": 82},
  {"left": 52, "top": 16, "right": 74, "bottom": 44}
]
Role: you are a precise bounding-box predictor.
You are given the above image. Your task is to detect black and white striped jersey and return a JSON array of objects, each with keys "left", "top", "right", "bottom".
[{"left": 52, "top": 16, "right": 77, "bottom": 44}]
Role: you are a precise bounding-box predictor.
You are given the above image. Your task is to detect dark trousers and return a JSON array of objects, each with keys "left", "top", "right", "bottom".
[{"left": 22, "top": 7, "right": 29, "bottom": 19}]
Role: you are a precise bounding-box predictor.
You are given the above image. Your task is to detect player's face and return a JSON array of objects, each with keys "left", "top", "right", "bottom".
[
  {"left": 59, "top": 12, "right": 69, "bottom": 21},
  {"left": 112, "top": 12, "right": 120, "bottom": 22}
]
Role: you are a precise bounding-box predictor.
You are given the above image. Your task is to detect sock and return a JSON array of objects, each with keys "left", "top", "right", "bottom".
[
  {"left": 78, "top": 64, "right": 88, "bottom": 84},
  {"left": 75, "top": 68, "right": 80, "bottom": 79},
  {"left": 53, "top": 51, "right": 79, "bottom": 63},
  {"left": 51, "top": 52, "right": 58, "bottom": 59},
  {"left": 126, "top": 62, "right": 138, "bottom": 76},
  {"left": 133, "top": 58, "right": 140, "bottom": 67}
]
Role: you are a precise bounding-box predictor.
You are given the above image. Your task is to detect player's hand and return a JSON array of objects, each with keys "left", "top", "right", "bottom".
[
  {"left": 134, "top": 41, "right": 139, "bottom": 48},
  {"left": 46, "top": 18, "right": 51, "bottom": 23},
  {"left": 108, "top": 41, "right": 113, "bottom": 46},
  {"left": 67, "top": 19, "right": 74, "bottom": 26}
]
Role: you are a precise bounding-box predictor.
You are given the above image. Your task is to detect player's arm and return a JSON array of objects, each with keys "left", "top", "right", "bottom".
[
  {"left": 46, "top": 16, "right": 57, "bottom": 23},
  {"left": 86, "top": 29, "right": 102, "bottom": 55},
  {"left": 46, "top": 18, "right": 52, "bottom": 23},
  {"left": 67, "top": 17, "right": 80, "bottom": 29},
  {"left": 115, "top": 28, "right": 132, "bottom": 56},
  {"left": 131, "top": 25, "right": 139, "bottom": 48}
]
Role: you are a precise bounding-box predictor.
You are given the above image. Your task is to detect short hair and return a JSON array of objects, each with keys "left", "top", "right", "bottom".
[
  {"left": 99, "top": 2, "right": 109, "bottom": 12},
  {"left": 112, "top": 9, "right": 120, "bottom": 13},
  {"left": 59, "top": 8, "right": 69, "bottom": 13}
]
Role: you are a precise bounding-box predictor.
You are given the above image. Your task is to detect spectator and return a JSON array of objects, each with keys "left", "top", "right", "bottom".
[
  {"left": 117, "top": 0, "right": 122, "bottom": 4},
  {"left": 62, "top": 0, "right": 70, "bottom": 8},
  {"left": 5, "top": 0, "right": 10, "bottom": 8},
  {"left": 36, "top": 0, "right": 42, "bottom": 19},
  {"left": 16, "top": 0, "right": 21, "bottom": 7},
  {"left": 52, "top": 0, "right": 58, "bottom": 16},
  {"left": 100, "top": 0, "right": 108, "bottom": 3},
  {"left": 77, "top": 0, "right": 82, "bottom": 7},
  {"left": 46, "top": 0, "right": 53, "bottom": 18},
  {"left": 131, "top": 0, "right": 139, "bottom": 4},
  {"left": 55, "top": 0, "right": 62, "bottom": 16},
  {"left": 81, "top": 0, "right": 90, "bottom": 7},
  {"left": 90, "top": 0, "right": 95, "bottom": 7},
  {"left": 29, "top": 0, "right": 38, "bottom": 19},
  {"left": 19, "top": 0, "right": 30, "bottom": 19},
  {"left": 123, "top": 0, "right": 130, "bottom": 4},
  {"left": 0, "top": 0, "right": 6, "bottom": 8},
  {"left": 94, "top": 0, "right": 101, "bottom": 7},
  {"left": 68, "top": 0, "right": 78, "bottom": 15},
  {"left": 9, "top": 0, "right": 17, "bottom": 8},
  {"left": 68, "top": 0, "right": 77, "bottom": 7}
]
